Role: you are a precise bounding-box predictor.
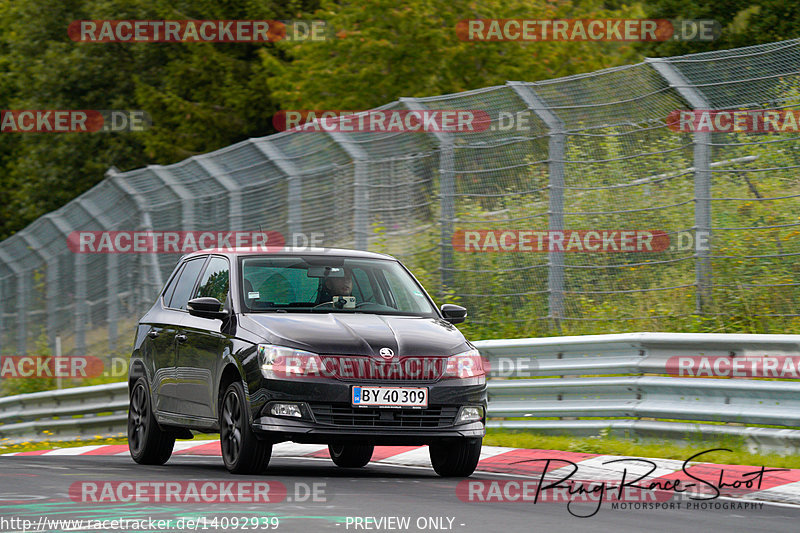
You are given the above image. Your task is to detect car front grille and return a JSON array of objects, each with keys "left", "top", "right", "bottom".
[{"left": 309, "top": 404, "right": 459, "bottom": 428}]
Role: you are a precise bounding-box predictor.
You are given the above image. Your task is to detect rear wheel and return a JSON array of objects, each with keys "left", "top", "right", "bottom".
[
  {"left": 328, "top": 444, "right": 374, "bottom": 468},
  {"left": 429, "top": 438, "right": 482, "bottom": 477},
  {"left": 220, "top": 381, "right": 272, "bottom": 474},
  {"left": 128, "top": 377, "right": 175, "bottom": 465}
]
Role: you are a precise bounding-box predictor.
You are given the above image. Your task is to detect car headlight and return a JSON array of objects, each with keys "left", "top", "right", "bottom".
[
  {"left": 442, "top": 349, "right": 486, "bottom": 379},
  {"left": 258, "top": 344, "right": 325, "bottom": 378}
]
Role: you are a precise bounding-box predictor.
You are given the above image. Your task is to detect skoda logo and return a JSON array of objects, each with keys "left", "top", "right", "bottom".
[{"left": 379, "top": 347, "right": 394, "bottom": 360}]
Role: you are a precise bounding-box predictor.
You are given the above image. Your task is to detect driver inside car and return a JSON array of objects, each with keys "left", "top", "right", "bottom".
[{"left": 317, "top": 269, "right": 353, "bottom": 305}]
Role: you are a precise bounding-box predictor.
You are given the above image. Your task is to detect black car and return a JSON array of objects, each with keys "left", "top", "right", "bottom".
[{"left": 127, "top": 248, "right": 487, "bottom": 476}]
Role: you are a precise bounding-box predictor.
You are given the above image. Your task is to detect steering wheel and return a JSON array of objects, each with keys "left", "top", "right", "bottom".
[{"left": 312, "top": 301, "right": 334, "bottom": 309}]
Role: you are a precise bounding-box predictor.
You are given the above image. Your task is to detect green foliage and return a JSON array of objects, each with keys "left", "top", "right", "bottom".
[
  {"left": 262, "top": 0, "right": 643, "bottom": 110},
  {"left": 638, "top": 0, "right": 800, "bottom": 57},
  {"left": 0, "top": 0, "right": 317, "bottom": 239},
  {"left": 485, "top": 429, "right": 800, "bottom": 465},
  {"left": 0, "top": 331, "right": 55, "bottom": 395},
  {"left": 389, "top": 119, "right": 800, "bottom": 340}
]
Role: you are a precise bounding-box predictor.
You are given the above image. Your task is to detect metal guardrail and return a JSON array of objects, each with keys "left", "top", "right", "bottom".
[
  {"left": 3, "top": 333, "right": 800, "bottom": 452},
  {"left": 0, "top": 382, "right": 128, "bottom": 443},
  {"left": 474, "top": 333, "right": 800, "bottom": 453}
]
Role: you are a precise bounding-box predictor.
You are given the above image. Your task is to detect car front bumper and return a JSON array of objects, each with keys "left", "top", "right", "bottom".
[{"left": 249, "top": 378, "right": 487, "bottom": 445}]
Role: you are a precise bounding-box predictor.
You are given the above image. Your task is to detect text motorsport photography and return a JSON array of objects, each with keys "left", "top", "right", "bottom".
[{"left": 458, "top": 448, "right": 782, "bottom": 518}]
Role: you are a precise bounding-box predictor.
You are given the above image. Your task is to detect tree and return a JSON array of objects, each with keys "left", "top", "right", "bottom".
[
  {"left": 0, "top": 0, "right": 318, "bottom": 239},
  {"left": 638, "top": 0, "right": 800, "bottom": 57},
  {"left": 261, "top": 0, "right": 645, "bottom": 110}
]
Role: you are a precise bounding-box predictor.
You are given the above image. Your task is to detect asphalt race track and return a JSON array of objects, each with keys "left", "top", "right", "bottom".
[{"left": 1, "top": 454, "right": 799, "bottom": 533}]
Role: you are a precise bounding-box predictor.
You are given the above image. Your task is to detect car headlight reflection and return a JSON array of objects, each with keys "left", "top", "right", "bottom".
[{"left": 257, "top": 344, "right": 325, "bottom": 378}]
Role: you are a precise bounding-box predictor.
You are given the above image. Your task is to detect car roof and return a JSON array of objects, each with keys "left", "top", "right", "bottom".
[{"left": 182, "top": 247, "right": 397, "bottom": 261}]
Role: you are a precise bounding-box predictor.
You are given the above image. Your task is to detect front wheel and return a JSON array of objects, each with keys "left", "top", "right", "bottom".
[
  {"left": 128, "top": 377, "right": 175, "bottom": 465},
  {"left": 328, "top": 444, "right": 374, "bottom": 468},
  {"left": 429, "top": 438, "right": 482, "bottom": 477},
  {"left": 220, "top": 381, "right": 272, "bottom": 474}
]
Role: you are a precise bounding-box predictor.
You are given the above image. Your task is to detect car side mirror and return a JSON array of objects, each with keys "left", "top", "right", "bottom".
[
  {"left": 188, "top": 297, "right": 228, "bottom": 320},
  {"left": 441, "top": 303, "right": 467, "bottom": 324}
]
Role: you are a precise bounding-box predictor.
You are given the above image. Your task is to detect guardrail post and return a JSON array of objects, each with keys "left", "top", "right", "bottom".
[
  {"left": 508, "top": 82, "right": 566, "bottom": 326},
  {"left": 646, "top": 58, "right": 713, "bottom": 313},
  {"left": 328, "top": 131, "right": 370, "bottom": 250},
  {"left": 400, "top": 98, "right": 455, "bottom": 292},
  {"left": 250, "top": 139, "right": 304, "bottom": 240}
]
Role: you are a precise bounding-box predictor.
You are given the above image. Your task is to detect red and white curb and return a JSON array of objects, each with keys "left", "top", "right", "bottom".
[{"left": 5, "top": 442, "right": 800, "bottom": 506}]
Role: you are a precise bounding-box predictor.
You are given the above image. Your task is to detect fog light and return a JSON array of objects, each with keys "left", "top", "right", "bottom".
[
  {"left": 457, "top": 406, "right": 484, "bottom": 424},
  {"left": 270, "top": 403, "right": 302, "bottom": 418}
]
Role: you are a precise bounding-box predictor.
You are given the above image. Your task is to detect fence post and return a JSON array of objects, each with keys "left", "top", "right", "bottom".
[
  {"left": 400, "top": 98, "right": 455, "bottom": 292},
  {"left": 646, "top": 58, "right": 713, "bottom": 313},
  {"left": 0, "top": 277, "right": 4, "bottom": 353},
  {"left": 74, "top": 252, "right": 87, "bottom": 355},
  {"left": 328, "top": 131, "right": 369, "bottom": 250},
  {"left": 43, "top": 214, "right": 79, "bottom": 354},
  {"left": 108, "top": 170, "right": 164, "bottom": 312},
  {"left": 148, "top": 165, "right": 195, "bottom": 231},
  {"left": 19, "top": 233, "right": 55, "bottom": 351},
  {"left": 508, "top": 82, "right": 566, "bottom": 325},
  {"left": 250, "top": 139, "right": 304, "bottom": 240},
  {"left": 76, "top": 198, "right": 120, "bottom": 353},
  {"left": 0, "top": 250, "right": 25, "bottom": 354},
  {"left": 194, "top": 155, "right": 245, "bottom": 232}
]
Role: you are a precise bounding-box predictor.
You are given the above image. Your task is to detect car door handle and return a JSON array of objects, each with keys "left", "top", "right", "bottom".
[
  {"left": 175, "top": 334, "right": 188, "bottom": 343},
  {"left": 147, "top": 331, "right": 159, "bottom": 339}
]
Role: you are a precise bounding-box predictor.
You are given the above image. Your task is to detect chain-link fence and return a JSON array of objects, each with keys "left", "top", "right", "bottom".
[{"left": 2, "top": 38, "right": 800, "bottom": 357}]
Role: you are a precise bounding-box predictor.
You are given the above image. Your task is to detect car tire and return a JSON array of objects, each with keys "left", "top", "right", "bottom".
[
  {"left": 429, "top": 438, "right": 482, "bottom": 477},
  {"left": 220, "top": 381, "right": 272, "bottom": 474},
  {"left": 328, "top": 444, "right": 374, "bottom": 468},
  {"left": 128, "top": 377, "right": 175, "bottom": 465}
]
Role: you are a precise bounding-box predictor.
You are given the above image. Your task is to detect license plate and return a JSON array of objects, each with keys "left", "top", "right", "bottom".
[{"left": 351, "top": 386, "right": 428, "bottom": 408}]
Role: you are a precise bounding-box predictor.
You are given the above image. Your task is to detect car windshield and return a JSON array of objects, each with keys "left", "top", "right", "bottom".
[{"left": 239, "top": 256, "right": 437, "bottom": 317}]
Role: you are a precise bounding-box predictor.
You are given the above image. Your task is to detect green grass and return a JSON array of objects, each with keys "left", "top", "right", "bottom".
[
  {"left": 484, "top": 429, "right": 800, "bottom": 469},
  {"left": 0, "top": 433, "right": 219, "bottom": 455}
]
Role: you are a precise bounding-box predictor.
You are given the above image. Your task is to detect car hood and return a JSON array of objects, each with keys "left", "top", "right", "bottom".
[{"left": 239, "top": 313, "right": 470, "bottom": 357}]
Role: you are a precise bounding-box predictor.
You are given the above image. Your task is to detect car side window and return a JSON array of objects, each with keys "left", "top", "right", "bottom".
[
  {"left": 168, "top": 257, "right": 207, "bottom": 310},
  {"left": 162, "top": 264, "right": 184, "bottom": 306},
  {"left": 194, "top": 256, "right": 230, "bottom": 306}
]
